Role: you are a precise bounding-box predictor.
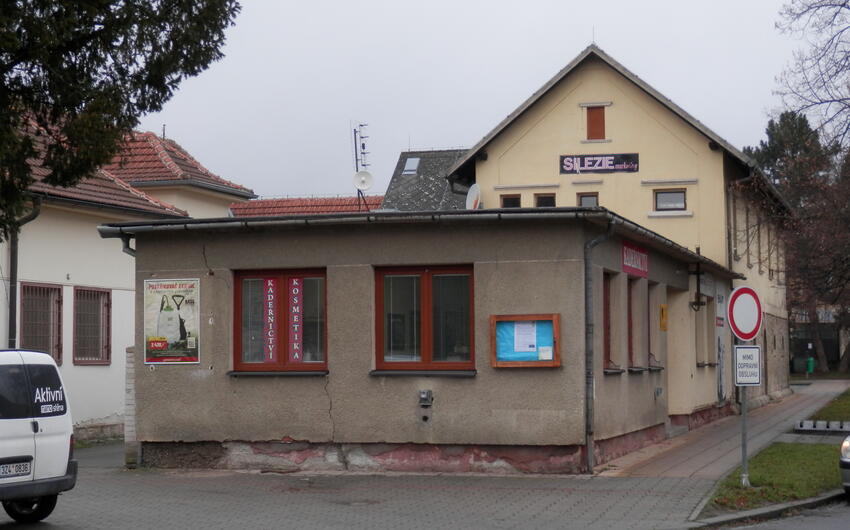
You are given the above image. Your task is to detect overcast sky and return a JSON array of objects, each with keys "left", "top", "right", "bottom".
[{"left": 138, "top": 0, "right": 803, "bottom": 199}]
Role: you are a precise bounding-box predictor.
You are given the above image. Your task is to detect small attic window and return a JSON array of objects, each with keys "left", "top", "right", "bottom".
[{"left": 402, "top": 157, "right": 420, "bottom": 175}]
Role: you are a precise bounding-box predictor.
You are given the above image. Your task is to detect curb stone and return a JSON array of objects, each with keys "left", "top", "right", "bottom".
[{"left": 691, "top": 489, "right": 846, "bottom": 527}]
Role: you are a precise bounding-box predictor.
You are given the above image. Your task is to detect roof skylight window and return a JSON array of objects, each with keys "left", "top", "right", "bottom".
[{"left": 401, "top": 157, "right": 420, "bottom": 175}]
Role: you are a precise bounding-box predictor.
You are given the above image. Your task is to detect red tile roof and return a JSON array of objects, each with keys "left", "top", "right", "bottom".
[
  {"left": 23, "top": 127, "right": 187, "bottom": 218},
  {"left": 30, "top": 169, "right": 188, "bottom": 217},
  {"left": 104, "top": 131, "right": 254, "bottom": 198},
  {"left": 230, "top": 196, "right": 384, "bottom": 217}
]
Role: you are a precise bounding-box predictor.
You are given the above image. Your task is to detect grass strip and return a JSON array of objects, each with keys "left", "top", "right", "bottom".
[
  {"left": 810, "top": 387, "right": 850, "bottom": 421},
  {"left": 711, "top": 442, "right": 840, "bottom": 511}
]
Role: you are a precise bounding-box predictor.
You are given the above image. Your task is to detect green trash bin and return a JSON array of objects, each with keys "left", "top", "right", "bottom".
[{"left": 806, "top": 356, "right": 815, "bottom": 374}]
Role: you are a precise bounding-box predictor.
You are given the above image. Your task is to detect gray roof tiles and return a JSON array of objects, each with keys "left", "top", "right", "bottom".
[{"left": 380, "top": 149, "right": 468, "bottom": 211}]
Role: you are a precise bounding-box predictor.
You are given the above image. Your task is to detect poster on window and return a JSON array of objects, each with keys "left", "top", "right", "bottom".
[{"left": 143, "top": 279, "right": 200, "bottom": 364}]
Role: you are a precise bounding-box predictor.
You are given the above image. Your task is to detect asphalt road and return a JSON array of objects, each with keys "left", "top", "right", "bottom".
[{"left": 0, "top": 443, "right": 714, "bottom": 530}]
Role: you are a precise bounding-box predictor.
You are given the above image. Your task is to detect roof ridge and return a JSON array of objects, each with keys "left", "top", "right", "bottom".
[
  {"left": 101, "top": 168, "right": 188, "bottom": 217},
  {"left": 159, "top": 135, "right": 252, "bottom": 192},
  {"left": 141, "top": 132, "right": 186, "bottom": 180}
]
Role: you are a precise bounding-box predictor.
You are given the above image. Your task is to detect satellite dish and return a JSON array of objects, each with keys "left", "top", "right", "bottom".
[
  {"left": 354, "top": 170, "right": 373, "bottom": 191},
  {"left": 465, "top": 183, "right": 482, "bottom": 210}
]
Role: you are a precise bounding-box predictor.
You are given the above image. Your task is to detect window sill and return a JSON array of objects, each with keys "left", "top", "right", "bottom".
[
  {"left": 369, "top": 370, "right": 476, "bottom": 378},
  {"left": 647, "top": 210, "right": 693, "bottom": 218},
  {"left": 73, "top": 360, "right": 111, "bottom": 366},
  {"left": 628, "top": 366, "right": 648, "bottom": 373},
  {"left": 603, "top": 367, "right": 625, "bottom": 375},
  {"left": 227, "top": 370, "right": 329, "bottom": 377},
  {"left": 580, "top": 139, "right": 612, "bottom": 144},
  {"left": 696, "top": 362, "right": 718, "bottom": 368}
]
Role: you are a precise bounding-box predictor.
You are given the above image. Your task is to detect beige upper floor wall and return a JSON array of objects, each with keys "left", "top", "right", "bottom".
[
  {"left": 472, "top": 55, "right": 786, "bottom": 317},
  {"left": 144, "top": 186, "right": 246, "bottom": 219}
]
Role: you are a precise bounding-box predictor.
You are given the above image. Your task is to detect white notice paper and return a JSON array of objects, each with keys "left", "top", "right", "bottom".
[
  {"left": 538, "top": 346, "right": 553, "bottom": 361},
  {"left": 514, "top": 321, "right": 537, "bottom": 352}
]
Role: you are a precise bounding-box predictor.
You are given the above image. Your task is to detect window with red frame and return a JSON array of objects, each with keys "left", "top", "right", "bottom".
[
  {"left": 376, "top": 266, "right": 474, "bottom": 370},
  {"left": 234, "top": 270, "right": 326, "bottom": 372}
]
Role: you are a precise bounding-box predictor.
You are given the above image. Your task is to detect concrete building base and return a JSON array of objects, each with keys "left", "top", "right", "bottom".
[
  {"left": 139, "top": 423, "right": 675, "bottom": 474},
  {"left": 669, "top": 402, "right": 735, "bottom": 432}
]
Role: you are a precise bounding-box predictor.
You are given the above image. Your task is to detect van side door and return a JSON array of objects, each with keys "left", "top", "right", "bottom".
[
  {"left": 0, "top": 352, "right": 35, "bottom": 486},
  {"left": 21, "top": 352, "right": 72, "bottom": 481}
]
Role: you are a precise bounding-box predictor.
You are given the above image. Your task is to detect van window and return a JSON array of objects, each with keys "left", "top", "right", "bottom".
[
  {"left": 26, "top": 364, "right": 67, "bottom": 417},
  {"left": 0, "top": 365, "right": 31, "bottom": 419}
]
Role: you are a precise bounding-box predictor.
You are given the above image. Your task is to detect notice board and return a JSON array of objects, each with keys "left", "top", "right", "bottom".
[{"left": 490, "top": 314, "right": 560, "bottom": 368}]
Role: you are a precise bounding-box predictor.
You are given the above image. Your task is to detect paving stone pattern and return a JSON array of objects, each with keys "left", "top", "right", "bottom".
[{"left": 3, "top": 449, "right": 713, "bottom": 530}]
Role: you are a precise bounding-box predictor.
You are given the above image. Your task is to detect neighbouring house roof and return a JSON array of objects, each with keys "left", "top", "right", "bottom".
[
  {"left": 22, "top": 129, "right": 188, "bottom": 218},
  {"left": 446, "top": 44, "right": 791, "bottom": 212},
  {"left": 380, "top": 149, "right": 468, "bottom": 211},
  {"left": 29, "top": 168, "right": 188, "bottom": 218},
  {"left": 104, "top": 131, "right": 255, "bottom": 199},
  {"left": 230, "top": 195, "right": 384, "bottom": 217}
]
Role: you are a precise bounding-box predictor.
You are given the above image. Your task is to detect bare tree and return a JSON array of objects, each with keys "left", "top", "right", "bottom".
[{"left": 778, "top": 1, "right": 850, "bottom": 146}]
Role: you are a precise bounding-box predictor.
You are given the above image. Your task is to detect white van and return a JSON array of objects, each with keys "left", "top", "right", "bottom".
[{"left": 0, "top": 350, "right": 77, "bottom": 523}]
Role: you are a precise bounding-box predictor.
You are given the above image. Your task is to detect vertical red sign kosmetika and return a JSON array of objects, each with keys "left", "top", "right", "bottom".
[
  {"left": 289, "top": 278, "right": 303, "bottom": 363},
  {"left": 263, "top": 278, "right": 277, "bottom": 362},
  {"left": 622, "top": 241, "right": 649, "bottom": 278}
]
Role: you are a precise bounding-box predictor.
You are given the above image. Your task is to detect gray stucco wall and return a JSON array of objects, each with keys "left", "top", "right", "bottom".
[{"left": 131, "top": 218, "right": 723, "bottom": 448}]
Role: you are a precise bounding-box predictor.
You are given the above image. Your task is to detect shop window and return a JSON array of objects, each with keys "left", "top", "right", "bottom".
[
  {"left": 376, "top": 266, "right": 474, "bottom": 371},
  {"left": 578, "top": 192, "right": 599, "bottom": 207},
  {"left": 234, "top": 270, "right": 326, "bottom": 372},
  {"left": 73, "top": 288, "right": 111, "bottom": 365},
  {"left": 501, "top": 195, "right": 521, "bottom": 208},
  {"left": 603, "top": 272, "right": 618, "bottom": 370},
  {"left": 587, "top": 106, "right": 606, "bottom": 140},
  {"left": 535, "top": 194, "right": 556, "bottom": 207},
  {"left": 20, "top": 283, "right": 62, "bottom": 363},
  {"left": 627, "top": 278, "right": 636, "bottom": 367},
  {"left": 654, "top": 189, "right": 686, "bottom": 211}
]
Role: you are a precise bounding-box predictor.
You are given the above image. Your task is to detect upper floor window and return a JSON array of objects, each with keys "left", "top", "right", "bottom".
[
  {"left": 654, "top": 189, "right": 686, "bottom": 211},
  {"left": 376, "top": 266, "right": 474, "bottom": 371},
  {"left": 587, "top": 106, "right": 606, "bottom": 140},
  {"left": 501, "top": 195, "right": 521, "bottom": 208},
  {"left": 535, "top": 194, "right": 556, "bottom": 207},
  {"left": 577, "top": 192, "right": 599, "bottom": 207},
  {"left": 234, "top": 270, "right": 326, "bottom": 372}
]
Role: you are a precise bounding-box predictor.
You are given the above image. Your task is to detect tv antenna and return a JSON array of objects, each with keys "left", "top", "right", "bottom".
[{"left": 352, "top": 122, "right": 370, "bottom": 172}]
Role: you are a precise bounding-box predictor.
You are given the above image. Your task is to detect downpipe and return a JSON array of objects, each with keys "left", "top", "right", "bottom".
[
  {"left": 7, "top": 198, "right": 42, "bottom": 348},
  {"left": 584, "top": 221, "right": 614, "bottom": 473}
]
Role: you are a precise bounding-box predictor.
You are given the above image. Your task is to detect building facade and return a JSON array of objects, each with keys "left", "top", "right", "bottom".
[
  {"left": 385, "top": 45, "right": 791, "bottom": 409},
  {"left": 101, "top": 209, "right": 740, "bottom": 473}
]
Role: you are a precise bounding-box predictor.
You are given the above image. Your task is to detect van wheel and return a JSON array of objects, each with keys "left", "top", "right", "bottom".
[{"left": 2, "top": 495, "right": 58, "bottom": 523}]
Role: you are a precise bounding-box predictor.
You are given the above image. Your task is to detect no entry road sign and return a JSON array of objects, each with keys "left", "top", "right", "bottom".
[{"left": 727, "top": 286, "right": 762, "bottom": 342}]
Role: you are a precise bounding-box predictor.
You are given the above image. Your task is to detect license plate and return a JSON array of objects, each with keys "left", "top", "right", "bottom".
[{"left": 0, "top": 461, "right": 31, "bottom": 478}]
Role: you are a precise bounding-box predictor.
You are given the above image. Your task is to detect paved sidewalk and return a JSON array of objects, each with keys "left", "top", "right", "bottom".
[
  {"left": 31, "top": 444, "right": 714, "bottom": 530},
  {"left": 600, "top": 380, "right": 850, "bottom": 479},
  {"left": 11, "top": 382, "right": 847, "bottom": 530}
]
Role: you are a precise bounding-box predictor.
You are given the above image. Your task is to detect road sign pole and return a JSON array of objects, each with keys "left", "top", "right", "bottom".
[
  {"left": 740, "top": 385, "right": 750, "bottom": 487},
  {"left": 729, "top": 287, "right": 762, "bottom": 489}
]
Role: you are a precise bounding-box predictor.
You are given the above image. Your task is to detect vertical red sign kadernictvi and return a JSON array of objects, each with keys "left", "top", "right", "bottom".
[
  {"left": 288, "top": 277, "right": 303, "bottom": 363},
  {"left": 263, "top": 278, "right": 277, "bottom": 362}
]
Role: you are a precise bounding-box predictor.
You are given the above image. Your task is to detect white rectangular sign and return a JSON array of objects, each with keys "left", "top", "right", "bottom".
[{"left": 734, "top": 345, "right": 761, "bottom": 386}]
